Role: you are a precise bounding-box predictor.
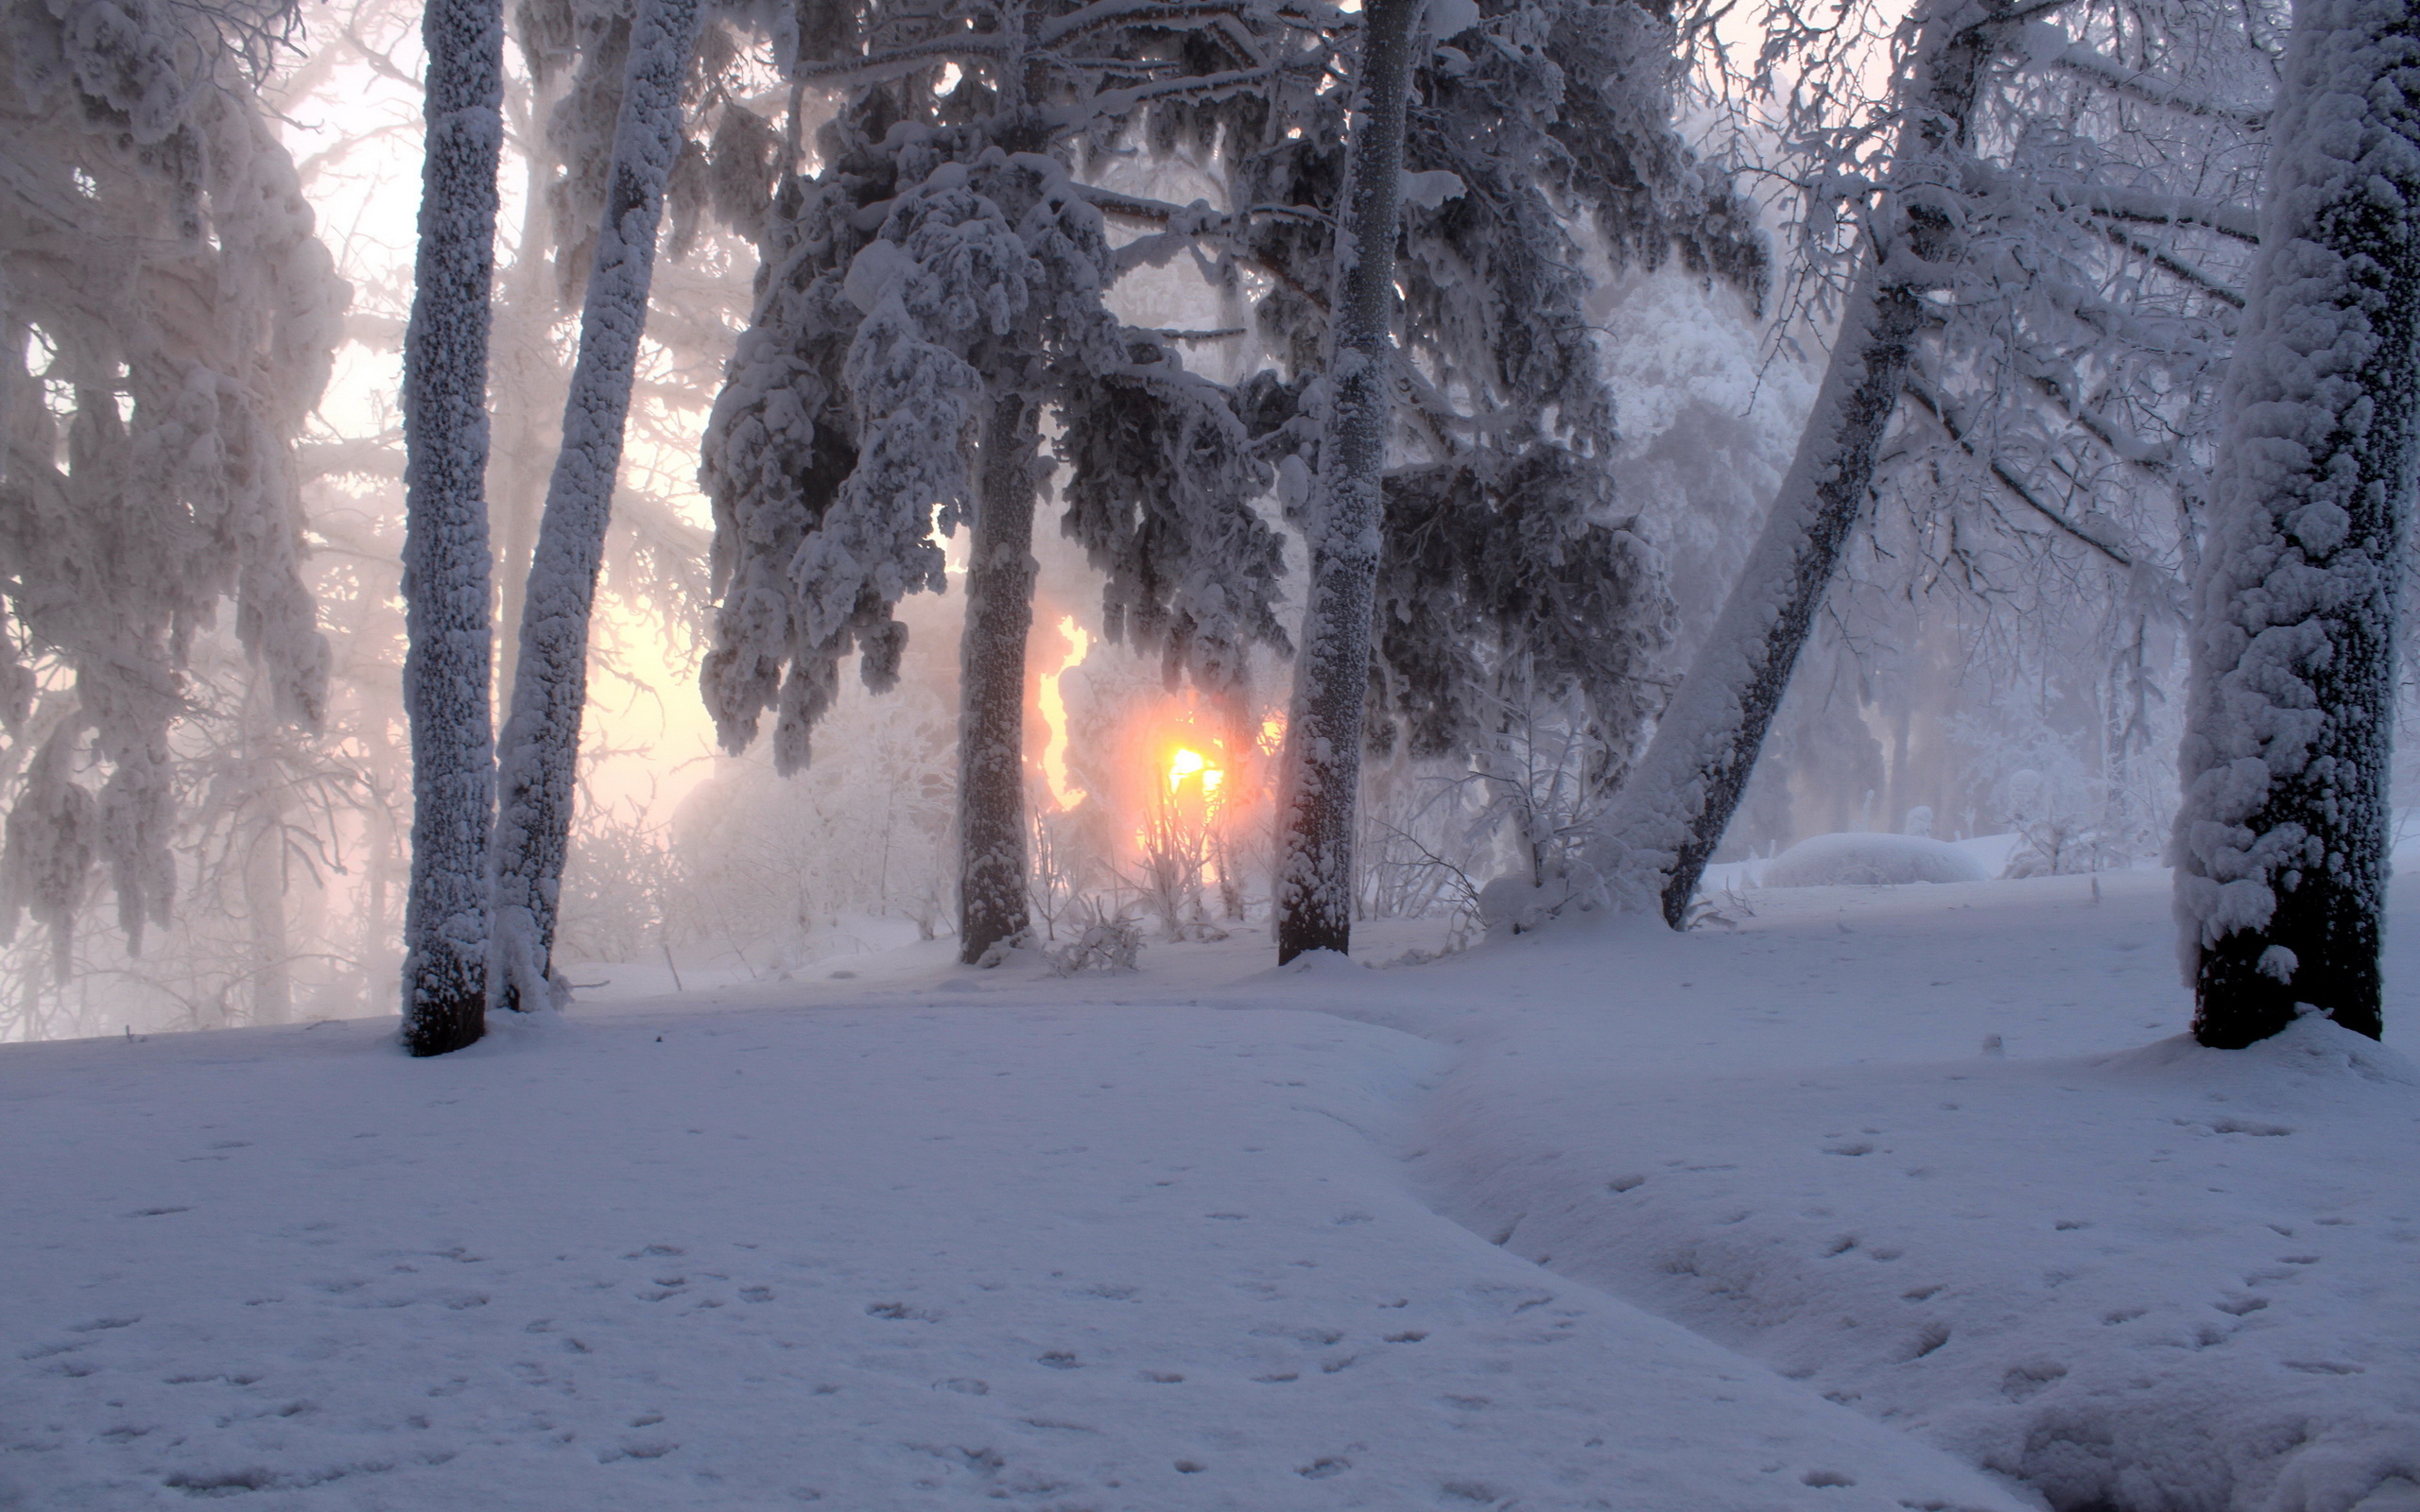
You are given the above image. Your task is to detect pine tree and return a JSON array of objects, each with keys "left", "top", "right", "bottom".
[
  {"left": 399, "top": 0, "right": 508, "bottom": 1055},
  {"left": 1220, "top": 0, "right": 1760, "bottom": 938},
  {"left": 2173, "top": 0, "right": 2420, "bottom": 1047},
  {"left": 488, "top": 0, "right": 703, "bottom": 1015},
  {"left": 699, "top": 10, "right": 1291, "bottom": 967}
]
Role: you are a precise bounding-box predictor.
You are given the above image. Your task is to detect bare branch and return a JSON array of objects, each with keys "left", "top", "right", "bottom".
[{"left": 1902, "top": 374, "right": 2137, "bottom": 568}]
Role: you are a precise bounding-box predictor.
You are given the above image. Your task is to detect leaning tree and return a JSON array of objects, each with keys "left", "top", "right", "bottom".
[
  {"left": 1581, "top": 0, "right": 2274, "bottom": 925},
  {"left": 488, "top": 0, "right": 706, "bottom": 1015}
]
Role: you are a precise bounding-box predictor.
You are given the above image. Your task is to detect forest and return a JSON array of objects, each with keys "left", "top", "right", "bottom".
[{"left": 1, "top": 0, "right": 2414, "bottom": 1504}]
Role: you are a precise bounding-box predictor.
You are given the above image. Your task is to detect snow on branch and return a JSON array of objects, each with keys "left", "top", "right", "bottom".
[{"left": 2046, "top": 42, "right": 2270, "bottom": 129}]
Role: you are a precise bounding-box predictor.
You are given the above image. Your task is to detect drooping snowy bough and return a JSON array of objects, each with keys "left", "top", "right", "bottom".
[
  {"left": 700, "top": 33, "right": 1292, "bottom": 965},
  {"left": 2173, "top": 0, "right": 2420, "bottom": 1047},
  {"left": 0, "top": 0, "right": 340, "bottom": 982}
]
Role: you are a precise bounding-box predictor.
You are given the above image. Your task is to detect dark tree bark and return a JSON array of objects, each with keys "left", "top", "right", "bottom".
[
  {"left": 489, "top": 0, "right": 703, "bottom": 1014},
  {"left": 1273, "top": 0, "right": 1426, "bottom": 964},
  {"left": 1584, "top": 0, "right": 2017, "bottom": 929},
  {"left": 399, "top": 0, "right": 508, "bottom": 1057},
  {"left": 2174, "top": 0, "right": 2420, "bottom": 1047},
  {"left": 957, "top": 392, "right": 1041, "bottom": 964}
]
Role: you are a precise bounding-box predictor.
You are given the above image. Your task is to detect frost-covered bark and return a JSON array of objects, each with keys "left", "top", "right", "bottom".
[
  {"left": 2173, "top": 0, "right": 2420, "bottom": 1047},
  {"left": 958, "top": 393, "right": 1041, "bottom": 962},
  {"left": 1582, "top": 0, "right": 2019, "bottom": 927},
  {"left": 0, "top": 0, "right": 339, "bottom": 974},
  {"left": 400, "top": 0, "right": 508, "bottom": 1056},
  {"left": 488, "top": 0, "right": 701, "bottom": 1015},
  {"left": 1272, "top": 0, "right": 1426, "bottom": 964}
]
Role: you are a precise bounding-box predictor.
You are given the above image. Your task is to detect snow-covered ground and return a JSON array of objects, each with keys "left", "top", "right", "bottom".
[{"left": 5, "top": 868, "right": 2414, "bottom": 1510}]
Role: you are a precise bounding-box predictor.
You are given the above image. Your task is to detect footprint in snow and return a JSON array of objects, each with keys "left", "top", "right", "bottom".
[{"left": 1999, "top": 1358, "right": 2068, "bottom": 1401}]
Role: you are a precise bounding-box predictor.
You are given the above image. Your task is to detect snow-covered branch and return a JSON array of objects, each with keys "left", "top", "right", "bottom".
[{"left": 2048, "top": 43, "right": 2270, "bottom": 129}]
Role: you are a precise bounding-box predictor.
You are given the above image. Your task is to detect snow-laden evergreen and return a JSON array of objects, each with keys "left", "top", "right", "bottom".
[
  {"left": 1208, "top": 0, "right": 1758, "bottom": 912},
  {"left": 699, "top": 9, "right": 1297, "bottom": 963},
  {"left": 0, "top": 0, "right": 340, "bottom": 974},
  {"left": 2173, "top": 0, "right": 2420, "bottom": 1047},
  {"left": 400, "top": 0, "right": 509, "bottom": 1055},
  {"left": 489, "top": 0, "right": 704, "bottom": 1017}
]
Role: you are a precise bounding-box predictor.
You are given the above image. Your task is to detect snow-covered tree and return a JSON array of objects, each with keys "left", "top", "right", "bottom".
[
  {"left": 400, "top": 0, "right": 509, "bottom": 1054},
  {"left": 2173, "top": 0, "right": 2420, "bottom": 1047},
  {"left": 1269, "top": 0, "right": 1426, "bottom": 962},
  {"left": 488, "top": 0, "right": 703, "bottom": 1015},
  {"left": 1579, "top": 0, "right": 2031, "bottom": 925},
  {"left": 1570, "top": 0, "right": 2278, "bottom": 923},
  {"left": 0, "top": 0, "right": 341, "bottom": 979},
  {"left": 1189, "top": 0, "right": 1761, "bottom": 948},
  {"left": 699, "top": 11, "right": 1293, "bottom": 967}
]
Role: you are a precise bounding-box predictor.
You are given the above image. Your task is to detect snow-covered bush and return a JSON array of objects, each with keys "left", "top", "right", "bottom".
[
  {"left": 1760, "top": 833, "right": 1991, "bottom": 888},
  {"left": 1044, "top": 910, "right": 1143, "bottom": 977}
]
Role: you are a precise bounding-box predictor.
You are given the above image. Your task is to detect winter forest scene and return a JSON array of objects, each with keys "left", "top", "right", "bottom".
[{"left": 5, "top": 0, "right": 2420, "bottom": 1497}]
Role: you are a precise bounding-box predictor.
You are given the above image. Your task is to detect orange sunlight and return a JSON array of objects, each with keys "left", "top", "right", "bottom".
[
  {"left": 1039, "top": 615, "right": 1092, "bottom": 810},
  {"left": 1167, "top": 746, "right": 1216, "bottom": 795}
]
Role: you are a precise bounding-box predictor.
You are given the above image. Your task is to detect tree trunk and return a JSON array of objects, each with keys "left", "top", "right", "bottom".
[
  {"left": 399, "top": 0, "right": 508, "bottom": 1057},
  {"left": 957, "top": 391, "right": 1041, "bottom": 964},
  {"left": 2174, "top": 0, "right": 2420, "bottom": 1047},
  {"left": 1583, "top": 0, "right": 2015, "bottom": 929},
  {"left": 490, "top": 0, "right": 702, "bottom": 1013},
  {"left": 242, "top": 783, "right": 292, "bottom": 1028},
  {"left": 1272, "top": 0, "right": 1426, "bottom": 964}
]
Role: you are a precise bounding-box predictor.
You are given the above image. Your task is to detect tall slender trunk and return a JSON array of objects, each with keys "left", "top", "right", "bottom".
[
  {"left": 2175, "top": 0, "right": 2420, "bottom": 1047},
  {"left": 235, "top": 671, "right": 293, "bottom": 1028},
  {"left": 1272, "top": 0, "right": 1426, "bottom": 964},
  {"left": 399, "top": 0, "right": 508, "bottom": 1057},
  {"left": 489, "top": 0, "right": 702, "bottom": 1013},
  {"left": 1583, "top": 0, "right": 2014, "bottom": 929},
  {"left": 242, "top": 784, "right": 293, "bottom": 1027},
  {"left": 957, "top": 392, "right": 1041, "bottom": 964}
]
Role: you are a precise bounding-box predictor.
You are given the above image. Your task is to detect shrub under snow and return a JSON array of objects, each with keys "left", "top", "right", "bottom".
[{"left": 1760, "top": 833, "right": 1992, "bottom": 888}]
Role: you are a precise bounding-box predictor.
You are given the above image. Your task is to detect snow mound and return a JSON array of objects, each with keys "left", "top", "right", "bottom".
[{"left": 1760, "top": 832, "right": 1993, "bottom": 888}]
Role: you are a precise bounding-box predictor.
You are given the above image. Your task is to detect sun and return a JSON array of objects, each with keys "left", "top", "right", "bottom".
[{"left": 1166, "top": 746, "right": 1224, "bottom": 799}]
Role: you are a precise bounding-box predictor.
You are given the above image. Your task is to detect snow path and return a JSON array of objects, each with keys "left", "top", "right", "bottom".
[
  {"left": 2, "top": 1002, "right": 2024, "bottom": 1509},
  {"left": 1304, "top": 871, "right": 2420, "bottom": 1512}
]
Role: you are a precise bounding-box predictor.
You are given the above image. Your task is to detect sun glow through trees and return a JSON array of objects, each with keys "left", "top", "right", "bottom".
[{"left": 1039, "top": 615, "right": 1092, "bottom": 811}]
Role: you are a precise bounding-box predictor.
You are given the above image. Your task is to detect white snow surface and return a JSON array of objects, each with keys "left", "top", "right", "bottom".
[{"left": 6, "top": 869, "right": 2416, "bottom": 1511}]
